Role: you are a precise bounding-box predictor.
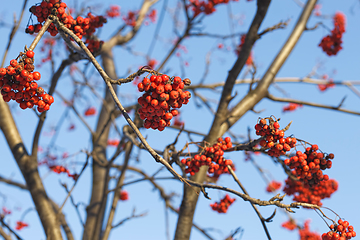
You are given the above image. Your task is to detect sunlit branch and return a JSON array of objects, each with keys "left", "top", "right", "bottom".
[
  {"left": 0, "top": 226, "right": 12, "bottom": 240},
  {"left": 267, "top": 93, "right": 360, "bottom": 116}
]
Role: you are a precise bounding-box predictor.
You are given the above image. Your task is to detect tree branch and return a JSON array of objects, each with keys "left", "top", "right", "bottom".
[
  {"left": 174, "top": 1, "right": 272, "bottom": 239},
  {"left": 267, "top": 93, "right": 360, "bottom": 115}
]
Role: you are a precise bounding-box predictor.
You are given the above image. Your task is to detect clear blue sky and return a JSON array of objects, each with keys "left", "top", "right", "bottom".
[{"left": 1, "top": 0, "right": 359, "bottom": 239}]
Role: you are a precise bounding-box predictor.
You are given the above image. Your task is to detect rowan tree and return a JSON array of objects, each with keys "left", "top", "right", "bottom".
[{"left": 0, "top": 0, "right": 359, "bottom": 240}]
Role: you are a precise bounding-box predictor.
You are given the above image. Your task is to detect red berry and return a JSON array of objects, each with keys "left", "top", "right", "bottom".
[
  {"left": 33, "top": 71, "right": 41, "bottom": 80},
  {"left": 164, "top": 112, "right": 173, "bottom": 120},
  {"left": 10, "top": 59, "right": 18, "bottom": 67},
  {"left": 26, "top": 50, "right": 35, "bottom": 58}
]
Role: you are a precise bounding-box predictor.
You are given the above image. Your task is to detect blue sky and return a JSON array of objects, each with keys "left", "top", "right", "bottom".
[{"left": 1, "top": 0, "right": 360, "bottom": 239}]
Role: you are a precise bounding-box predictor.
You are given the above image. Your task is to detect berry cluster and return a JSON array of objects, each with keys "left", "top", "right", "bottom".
[
  {"left": 188, "top": 0, "right": 239, "bottom": 17},
  {"left": 318, "top": 75, "right": 335, "bottom": 92},
  {"left": 282, "top": 103, "right": 303, "bottom": 112},
  {"left": 49, "top": 165, "right": 78, "bottom": 180},
  {"left": 180, "top": 137, "right": 235, "bottom": 177},
  {"left": 319, "top": 12, "right": 346, "bottom": 56},
  {"left": 2, "top": 207, "right": 11, "bottom": 216},
  {"left": 137, "top": 74, "right": 191, "bottom": 131},
  {"left": 106, "top": 5, "right": 121, "bottom": 18},
  {"left": 284, "top": 146, "right": 334, "bottom": 186},
  {"left": 283, "top": 177, "right": 338, "bottom": 206},
  {"left": 282, "top": 220, "right": 297, "bottom": 231},
  {"left": 27, "top": 0, "right": 106, "bottom": 53},
  {"left": 322, "top": 220, "right": 356, "bottom": 240},
  {"left": 255, "top": 117, "right": 297, "bottom": 157},
  {"left": 84, "top": 106, "right": 96, "bottom": 116},
  {"left": 299, "top": 220, "right": 321, "bottom": 240},
  {"left": 15, "top": 221, "right": 29, "bottom": 231},
  {"left": 0, "top": 51, "right": 54, "bottom": 112},
  {"left": 210, "top": 194, "right": 236, "bottom": 213},
  {"left": 266, "top": 180, "right": 282, "bottom": 192},
  {"left": 119, "top": 190, "right": 129, "bottom": 201}
]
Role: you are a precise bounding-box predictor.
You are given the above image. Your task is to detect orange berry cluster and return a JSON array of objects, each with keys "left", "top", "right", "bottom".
[
  {"left": 266, "top": 180, "right": 282, "bottom": 193},
  {"left": 319, "top": 12, "right": 346, "bottom": 56},
  {"left": 284, "top": 145, "right": 334, "bottom": 186},
  {"left": 281, "top": 220, "right": 297, "bottom": 231},
  {"left": 188, "top": 0, "right": 239, "bottom": 17},
  {"left": 137, "top": 74, "right": 191, "bottom": 131},
  {"left": 180, "top": 137, "right": 235, "bottom": 177},
  {"left": 283, "top": 177, "right": 338, "bottom": 206},
  {"left": 27, "top": 0, "right": 106, "bottom": 53},
  {"left": 119, "top": 190, "right": 129, "bottom": 201},
  {"left": 299, "top": 220, "right": 322, "bottom": 240},
  {"left": 210, "top": 194, "right": 236, "bottom": 213},
  {"left": 0, "top": 51, "right": 54, "bottom": 112},
  {"left": 15, "top": 221, "right": 29, "bottom": 230},
  {"left": 49, "top": 165, "right": 78, "bottom": 180},
  {"left": 322, "top": 220, "right": 356, "bottom": 240},
  {"left": 255, "top": 118, "right": 297, "bottom": 157}
]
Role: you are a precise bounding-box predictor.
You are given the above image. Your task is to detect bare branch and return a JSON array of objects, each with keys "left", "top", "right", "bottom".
[
  {"left": 0, "top": 175, "right": 28, "bottom": 190},
  {"left": 0, "top": 225, "right": 12, "bottom": 240},
  {"left": 0, "top": 217, "right": 22, "bottom": 240},
  {"left": 105, "top": 0, "right": 159, "bottom": 47},
  {"left": 0, "top": 0, "right": 28, "bottom": 68},
  {"left": 112, "top": 209, "right": 148, "bottom": 229},
  {"left": 267, "top": 93, "right": 360, "bottom": 116},
  {"left": 258, "top": 19, "right": 290, "bottom": 37},
  {"left": 175, "top": 1, "right": 272, "bottom": 238},
  {"left": 227, "top": 166, "right": 272, "bottom": 240}
]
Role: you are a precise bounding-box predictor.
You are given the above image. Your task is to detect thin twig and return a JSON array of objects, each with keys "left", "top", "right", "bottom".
[
  {"left": 267, "top": 93, "right": 360, "bottom": 116},
  {"left": 0, "top": 0, "right": 28, "bottom": 68},
  {"left": 227, "top": 166, "right": 273, "bottom": 240}
]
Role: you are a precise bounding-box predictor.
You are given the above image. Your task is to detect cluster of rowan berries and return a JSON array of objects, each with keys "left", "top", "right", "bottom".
[
  {"left": 119, "top": 190, "right": 129, "bottom": 201},
  {"left": 137, "top": 74, "right": 191, "bottom": 131},
  {"left": 210, "top": 194, "right": 236, "bottom": 213},
  {"left": 188, "top": 0, "right": 239, "bottom": 17},
  {"left": 50, "top": 165, "right": 78, "bottom": 180},
  {"left": 15, "top": 221, "right": 29, "bottom": 230},
  {"left": 282, "top": 103, "right": 303, "bottom": 112},
  {"left": 283, "top": 177, "right": 338, "bottom": 206},
  {"left": 26, "top": 0, "right": 106, "bottom": 53},
  {"left": 282, "top": 220, "right": 297, "bottom": 231},
  {"left": 255, "top": 117, "right": 297, "bottom": 157},
  {"left": 0, "top": 51, "right": 54, "bottom": 112},
  {"left": 299, "top": 220, "right": 323, "bottom": 240},
  {"left": 180, "top": 137, "right": 235, "bottom": 177},
  {"left": 284, "top": 145, "right": 334, "bottom": 186},
  {"left": 319, "top": 12, "right": 346, "bottom": 56},
  {"left": 266, "top": 180, "right": 282, "bottom": 192},
  {"left": 322, "top": 219, "right": 356, "bottom": 240}
]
